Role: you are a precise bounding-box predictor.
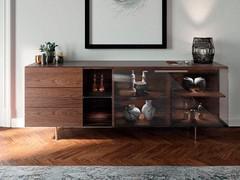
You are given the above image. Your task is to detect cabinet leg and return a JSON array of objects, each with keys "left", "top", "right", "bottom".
[
  {"left": 54, "top": 127, "right": 58, "bottom": 140},
  {"left": 194, "top": 127, "right": 197, "bottom": 142}
]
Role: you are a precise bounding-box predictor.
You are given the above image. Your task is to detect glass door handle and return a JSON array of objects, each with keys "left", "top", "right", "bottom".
[{"left": 154, "top": 70, "right": 189, "bottom": 73}]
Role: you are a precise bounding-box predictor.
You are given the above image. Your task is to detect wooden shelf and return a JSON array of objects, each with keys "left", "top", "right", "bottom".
[
  {"left": 84, "top": 96, "right": 112, "bottom": 99},
  {"left": 85, "top": 91, "right": 112, "bottom": 98},
  {"left": 116, "top": 89, "right": 167, "bottom": 100},
  {"left": 174, "top": 90, "right": 226, "bottom": 98},
  {"left": 115, "top": 112, "right": 170, "bottom": 127},
  {"left": 172, "top": 112, "right": 228, "bottom": 128},
  {"left": 84, "top": 112, "right": 112, "bottom": 127}
]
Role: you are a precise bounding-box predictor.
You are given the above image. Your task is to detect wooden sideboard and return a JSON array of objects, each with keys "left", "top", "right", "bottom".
[{"left": 25, "top": 61, "right": 228, "bottom": 139}]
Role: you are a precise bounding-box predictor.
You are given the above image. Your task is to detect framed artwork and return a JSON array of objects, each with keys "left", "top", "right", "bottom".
[{"left": 85, "top": 0, "right": 167, "bottom": 49}]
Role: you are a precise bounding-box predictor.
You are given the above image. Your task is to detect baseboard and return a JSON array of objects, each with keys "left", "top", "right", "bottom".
[
  {"left": 229, "top": 118, "right": 240, "bottom": 127},
  {"left": 11, "top": 117, "right": 25, "bottom": 128},
  {"left": 0, "top": 108, "right": 11, "bottom": 127}
]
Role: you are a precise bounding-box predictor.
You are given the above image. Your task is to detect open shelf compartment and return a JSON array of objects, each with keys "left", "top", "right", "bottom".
[
  {"left": 83, "top": 69, "right": 112, "bottom": 98},
  {"left": 83, "top": 98, "right": 112, "bottom": 127}
]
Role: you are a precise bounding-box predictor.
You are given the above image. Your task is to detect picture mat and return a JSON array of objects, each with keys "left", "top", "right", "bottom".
[{"left": 90, "top": 0, "right": 163, "bottom": 44}]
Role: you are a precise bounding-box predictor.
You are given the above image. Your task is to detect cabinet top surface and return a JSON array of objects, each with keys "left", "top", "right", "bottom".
[{"left": 26, "top": 61, "right": 228, "bottom": 69}]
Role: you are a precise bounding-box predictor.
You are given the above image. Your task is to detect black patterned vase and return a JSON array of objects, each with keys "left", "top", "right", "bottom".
[{"left": 192, "top": 37, "right": 215, "bottom": 64}]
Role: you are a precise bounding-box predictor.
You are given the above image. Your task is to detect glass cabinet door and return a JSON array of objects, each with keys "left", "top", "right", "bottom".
[
  {"left": 114, "top": 68, "right": 171, "bottom": 127},
  {"left": 114, "top": 68, "right": 228, "bottom": 128},
  {"left": 170, "top": 69, "right": 228, "bottom": 127}
]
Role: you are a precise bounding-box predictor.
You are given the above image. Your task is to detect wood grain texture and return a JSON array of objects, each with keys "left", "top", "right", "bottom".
[
  {"left": 25, "top": 108, "right": 82, "bottom": 127},
  {"left": 26, "top": 88, "right": 83, "bottom": 98},
  {"left": 0, "top": 128, "right": 239, "bottom": 166},
  {"left": 27, "top": 61, "right": 228, "bottom": 69},
  {"left": 25, "top": 68, "right": 83, "bottom": 127},
  {"left": 26, "top": 88, "right": 83, "bottom": 108},
  {"left": 25, "top": 68, "right": 83, "bottom": 88}
]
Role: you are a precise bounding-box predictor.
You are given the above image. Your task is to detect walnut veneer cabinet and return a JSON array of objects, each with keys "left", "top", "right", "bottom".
[{"left": 25, "top": 61, "right": 229, "bottom": 140}]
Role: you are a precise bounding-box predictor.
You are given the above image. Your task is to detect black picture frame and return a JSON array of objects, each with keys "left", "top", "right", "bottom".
[{"left": 85, "top": 0, "right": 167, "bottom": 49}]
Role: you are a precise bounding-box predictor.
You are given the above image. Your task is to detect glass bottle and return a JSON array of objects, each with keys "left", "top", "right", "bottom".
[
  {"left": 99, "top": 74, "right": 105, "bottom": 93},
  {"left": 131, "top": 70, "right": 136, "bottom": 92},
  {"left": 92, "top": 73, "right": 98, "bottom": 92},
  {"left": 142, "top": 71, "right": 147, "bottom": 84}
]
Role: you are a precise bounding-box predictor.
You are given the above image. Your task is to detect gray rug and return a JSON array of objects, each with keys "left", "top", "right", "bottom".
[{"left": 0, "top": 166, "right": 240, "bottom": 180}]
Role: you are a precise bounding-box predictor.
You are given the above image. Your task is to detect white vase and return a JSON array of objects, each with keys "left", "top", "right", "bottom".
[{"left": 142, "top": 100, "right": 156, "bottom": 120}]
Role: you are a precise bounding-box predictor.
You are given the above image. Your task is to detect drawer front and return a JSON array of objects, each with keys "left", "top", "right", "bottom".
[
  {"left": 26, "top": 88, "right": 83, "bottom": 108},
  {"left": 25, "top": 108, "right": 82, "bottom": 127},
  {"left": 26, "top": 68, "right": 83, "bottom": 88}
]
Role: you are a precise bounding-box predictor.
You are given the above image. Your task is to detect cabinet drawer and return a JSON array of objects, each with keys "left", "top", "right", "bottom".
[
  {"left": 26, "top": 68, "right": 82, "bottom": 87},
  {"left": 25, "top": 108, "right": 82, "bottom": 127},
  {"left": 26, "top": 88, "right": 83, "bottom": 108},
  {"left": 25, "top": 88, "right": 82, "bottom": 108}
]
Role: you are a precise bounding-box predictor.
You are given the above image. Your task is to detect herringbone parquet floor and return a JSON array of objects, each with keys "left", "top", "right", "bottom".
[{"left": 0, "top": 128, "right": 240, "bottom": 165}]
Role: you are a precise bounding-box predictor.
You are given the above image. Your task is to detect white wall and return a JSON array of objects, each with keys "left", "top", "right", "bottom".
[
  {"left": 0, "top": 0, "right": 5, "bottom": 123},
  {"left": 15, "top": 0, "right": 240, "bottom": 126}
]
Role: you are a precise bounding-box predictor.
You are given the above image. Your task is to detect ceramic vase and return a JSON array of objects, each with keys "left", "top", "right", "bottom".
[
  {"left": 141, "top": 100, "right": 156, "bottom": 120},
  {"left": 124, "top": 105, "right": 141, "bottom": 121},
  {"left": 192, "top": 37, "right": 215, "bottom": 64},
  {"left": 194, "top": 77, "right": 206, "bottom": 91}
]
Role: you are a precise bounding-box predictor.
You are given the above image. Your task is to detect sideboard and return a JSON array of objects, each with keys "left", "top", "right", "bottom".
[{"left": 25, "top": 61, "right": 228, "bottom": 140}]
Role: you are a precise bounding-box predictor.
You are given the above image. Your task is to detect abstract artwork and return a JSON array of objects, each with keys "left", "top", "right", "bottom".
[
  {"left": 85, "top": 0, "right": 167, "bottom": 49},
  {"left": 112, "top": 0, "right": 147, "bottom": 12}
]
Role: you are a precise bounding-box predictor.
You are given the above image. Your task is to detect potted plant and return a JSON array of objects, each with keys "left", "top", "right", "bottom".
[{"left": 40, "top": 42, "right": 58, "bottom": 64}]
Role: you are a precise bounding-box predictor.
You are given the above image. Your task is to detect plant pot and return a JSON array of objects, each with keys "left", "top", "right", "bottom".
[
  {"left": 41, "top": 54, "right": 47, "bottom": 65},
  {"left": 46, "top": 55, "right": 55, "bottom": 64}
]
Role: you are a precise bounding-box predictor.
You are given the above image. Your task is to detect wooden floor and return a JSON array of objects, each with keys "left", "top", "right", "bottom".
[{"left": 0, "top": 127, "right": 240, "bottom": 166}]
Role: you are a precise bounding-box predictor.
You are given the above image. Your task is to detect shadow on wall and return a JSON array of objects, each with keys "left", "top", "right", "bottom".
[{"left": 11, "top": 0, "right": 17, "bottom": 121}]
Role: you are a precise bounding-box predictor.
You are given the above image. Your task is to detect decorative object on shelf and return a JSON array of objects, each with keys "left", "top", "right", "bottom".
[
  {"left": 124, "top": 105, "right": 141, "bottom": 121},
  {"left": 85, "top": 0, "right": 167, "bottom": 49},
  {"left": 142, "top": 71, "right": 148, "bottom": 83},
  {"left": 99, "top": 74, "right": 105, "bottom": 92},
  {"left": 184, "top": 102, "right": 205, "bottom": 122},
  {"left": 92, "top": 73, "right": 98, "bottom": 92},
  {"left": 35, "top": 55, "right": 42, "bottom": 64},
  {"left": 130, "top": 70, "right": 136, "bottom": 92},
  {"left": 185, "top": 109, "right": 196, "bottom": 122},
  {"left": 129, "top": 70, "right": 148, "bottom": 96},
  {"left": 167, "top": 60, "right": 193, "bottom": 66},
  {"left": 55, "top": 47, "right": 64, "bottom": 64},
  {"left": 194, "top": 77, "right": 206, "bottom": 91},
  {"left": 41, "top": 53, "right": 47, "bottom": 65},
  {"left": 195, "top": 103, "right": 205, "bottom": 121},
  {"left": 183, "top": 77, "right": 206, "bottom": 92},
  {"left": 134, "top": 81, "right": 147, "bottom": 96},
  {"left": 40, "top": 42, "right": 58, "bottom": 64},
  {"left": 192, "top": 37, "right": 215, "bottom": 64},
  {"left": 183, "top": 77, "right": 194, "bottom": 90},
  {"left": 141, "top": 100, "right": 156, "bottom": 121},
  {"left": 34, "top": 49, "right": 42, "bottom": 64}
]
